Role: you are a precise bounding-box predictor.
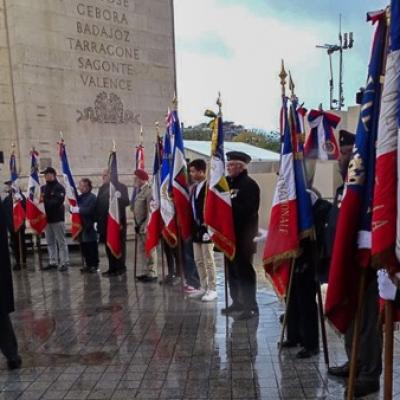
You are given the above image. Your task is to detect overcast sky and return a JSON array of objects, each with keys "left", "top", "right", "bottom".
[{"left": 173, "top": 0, "right": 387, "bottom": 131}]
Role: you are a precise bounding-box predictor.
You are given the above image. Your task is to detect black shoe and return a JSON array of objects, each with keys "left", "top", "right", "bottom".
[
  {"left": 136, "top": 274, "right": 148, "bottom": 281},
  {"left": 296, "top": 347, "right": 319, "bottom": 359},
  {"left": 141, "top": 276, "right": 158, "bottom": 283},
  {"left": 115, "top": 267, "right": 126, "bottom": 276},
  {"left": 221, "top": 304, "right": 243, "bottom": 315},
  {"left": 345, "top": 380, "right": 380, "bottom": 398},
  {"left": 7, "top": 356, "right": 22, "bottom": 370},
  {"left": 327, "top": 363, "right": 349, "bottom": 378},
  {"left": 235, "top": 309, "right": 259, "bottom": 321},
  {"left": 279, "top": 340, "right": 299, "bottom": 349},
  {"left": 42, "top": 264, "right": 57, "bottom": 271},
  {"left": 80, "top": 267, "right": 90, "bottom": 273},
  {"left": 88, "top": 266, "right": 99, "bottom": 273},
  {"left": 102, "top": 270, "right": 117, "bottom": 277}
]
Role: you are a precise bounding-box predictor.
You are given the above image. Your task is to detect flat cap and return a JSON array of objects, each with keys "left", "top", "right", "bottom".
[
  {"left": 339, "top": 130, "right": 355, "bottom": 147},
  {"left": 226, "top": 151, "right": 252, "bottom": 164},
  {"left": 4, "top": 180, "right": 12, "bottom": 185},
  {"left": 41, "top": 166, "right": 57, "bottom": 175}
]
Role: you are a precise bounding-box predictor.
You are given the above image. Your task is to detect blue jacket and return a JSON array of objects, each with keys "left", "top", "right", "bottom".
[{"left": 78, "top": 192, "right": 97, "bottom": 243}]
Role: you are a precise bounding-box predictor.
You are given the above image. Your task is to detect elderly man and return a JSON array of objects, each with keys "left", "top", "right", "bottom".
[
  {"left": 95, "top": 169, "right": 129, "bottom": 277},
  {"left": 40, "top": 167, "right": 70, "bottom": 272},
  {"left": 76, "top": 178, "right": 99, "bottom": 273},
  {"left": 131, "top": 169, "right": 158, "bottom": 282},
  {"left": 222, "top": 151, "right": 260, "bottom": 321},
  {"left": 3, "top": 181, "right": 27, "bottom": 270}
]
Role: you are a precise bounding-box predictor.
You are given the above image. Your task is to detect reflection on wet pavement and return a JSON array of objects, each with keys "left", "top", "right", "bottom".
[{"left": 0, "top": 250, "right": 398, "bottom": 399}]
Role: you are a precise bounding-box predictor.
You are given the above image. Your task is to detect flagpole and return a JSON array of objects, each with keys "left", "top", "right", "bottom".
[
  {"left": 171, "top": 95, "right": 186, "bottom": 294},
  {"left": 155, "top": 121, "right": 166, "bottom": 282}
]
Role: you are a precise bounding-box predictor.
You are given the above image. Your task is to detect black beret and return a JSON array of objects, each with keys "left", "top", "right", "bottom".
[
  {"left": 339, "top": 130, "right": 355, "bottom": 147},
  {"left": 226, "top": 151, "right": 252, "bottom": 164},
  {"left": 41, "top": 166, "right": 57, "bottom": 175}
]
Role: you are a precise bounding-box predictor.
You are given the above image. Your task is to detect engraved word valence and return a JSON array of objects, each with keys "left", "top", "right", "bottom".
[{"left": 77, "top": 92, "right": 140, "bottom": 125}]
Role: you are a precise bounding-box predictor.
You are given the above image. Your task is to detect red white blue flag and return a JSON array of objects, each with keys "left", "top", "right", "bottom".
[
  {"left": 107, "top": 150, "right": 122, "bottom": 258},
  {"left": 9, "top": 149, "right": 25, "bottom": 232},
  {"left": 170, "top": 109, "right": 192, "bottom": 240},
  {"left": 26, "top": 149, "right": 47, "bottom": 234},
  {"left": 204, "top": 111, "right": 236, "bottom": 260},
  {"left": 160, "top": 129, "right": 178, "bottom": 247},
  {"left": 264, "top": 95, "right": 299, "bottom": 297},
  {"left": 326, "top": 11, "right": 387, "bottom": 333},
  {"left": 304, "top": 109, "right": 340, "bottom": 161},
  {"left": 145, "top": 137, "right": 163, "bottom": 255},
  {"left": 372, "top": 3, "right": 400, "bottom": 272},
  {"left": 59, "top": 139, "right": 82, "bottom": 240}
]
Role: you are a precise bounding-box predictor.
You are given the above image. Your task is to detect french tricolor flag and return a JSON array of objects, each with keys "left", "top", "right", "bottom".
[
  {"left": 9, "top": 150, "right": 25, "bottom": 232},
  {"left": 263, "top": 96, "right": 299, "bottom": 286},
  {"left": 26, "top": 149, "right": 47, "bottom": 234}
]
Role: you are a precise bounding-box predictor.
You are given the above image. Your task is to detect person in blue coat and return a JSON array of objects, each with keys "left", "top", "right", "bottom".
[{"left": 75, "top": 178, "right": 99, "bottom": 273}]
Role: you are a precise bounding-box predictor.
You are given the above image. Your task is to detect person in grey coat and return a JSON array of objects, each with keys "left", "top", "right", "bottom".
[{"left": 75, "top": 178, "right": 99, "bottom": 273}]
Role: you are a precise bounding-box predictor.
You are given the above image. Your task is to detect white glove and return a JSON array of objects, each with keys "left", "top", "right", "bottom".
[
  {"left": 377, "top": 270, "right": 398, "bottom": 301},
  {"left": 306, "top": 189, "right": 319, "bottom": 206},
  {"left": 70, "top": 206, "right": 79, "bottom": 213},
  {"left": 115, "top": 190, "right": 121, "bottom": 199},
  {"left": 202, "top": 232, "right": 210, "bottom": 242},
  {"left": 14, "top": 192, "right": 22, "bottom": 201}
]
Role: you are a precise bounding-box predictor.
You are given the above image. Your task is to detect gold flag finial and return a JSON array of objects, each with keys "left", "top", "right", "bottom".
[
  {"left": 279, "top": 60, "right": 287, "bottom": 97},
  {"left": 288, "top": 71, "right": 295, "bottom": 98},
  {"left": 155, "top": 121, "right": 160, "bottom": 135},
  {"left": 216, "top": 92, "right": 222, "bottom": 116},
  {"left": 112, "top": 140, "right": 116, "bottom": 152},
  {"left": 172, "top": 93, "right": 178, "bottom": 110}
]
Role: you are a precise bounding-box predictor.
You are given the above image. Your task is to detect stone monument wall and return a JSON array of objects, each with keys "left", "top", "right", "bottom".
[{"left": 0, "top": 0, "right": 176, "bottom": 186}]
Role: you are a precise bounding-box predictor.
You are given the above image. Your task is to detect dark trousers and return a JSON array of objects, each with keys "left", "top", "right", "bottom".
[
  {"left": 344, "top": 278, "right": 382, "bottom": 383},
  {"left": 81, "top": 241, "right": 99, "bottom": 268},
  {"left": 10, "top": 229, "right": 27, "bottom": 267},
  {"left": 163, "top": 241, "right": 177, "bottom": 277},
  {"left": 183, "top": 240, "right": 200, "bottom": 289},
  {"left": 287, "top": 265, "right": 319, "bottom": 350},
  {"left": 226, "top": 252, "right": 257, "bottom": 312},
  {"left": 0, "top": 313, "right": 19, "bottom": 361}
]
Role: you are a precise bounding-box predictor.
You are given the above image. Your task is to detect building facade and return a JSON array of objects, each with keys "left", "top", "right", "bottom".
[{"left": 0, "top": 0, "right": 176, "bottom": 184}]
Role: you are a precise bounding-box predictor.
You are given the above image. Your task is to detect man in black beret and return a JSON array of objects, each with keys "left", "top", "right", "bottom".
[{"left": 222, "top": 151, "right": 260, "bottom": 320}]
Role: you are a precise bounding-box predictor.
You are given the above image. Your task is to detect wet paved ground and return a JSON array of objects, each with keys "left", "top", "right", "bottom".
[{"left": 1, "top": 245, "right": 400, "bottom": 399}]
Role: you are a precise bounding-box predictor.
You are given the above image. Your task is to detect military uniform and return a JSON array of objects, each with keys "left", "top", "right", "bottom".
[
  {"left": 225, "top": 158, "right": 260, "bottom": 319},
  {"left": 132, "top": 182, "right": 157, "bottom": 279}
]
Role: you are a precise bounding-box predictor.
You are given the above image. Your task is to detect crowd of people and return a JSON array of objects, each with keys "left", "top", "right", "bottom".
[{"left": 2, "top": 138, "right": 400, "bottom": 399}]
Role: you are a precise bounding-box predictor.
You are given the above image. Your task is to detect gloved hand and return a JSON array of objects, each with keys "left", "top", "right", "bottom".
[
  {"left": 14, "top": 192, "right": 22, "bottom": 201},
  {"left": 70, "top": 206, "right": 79, "bottom": 213},
  {"left": 377, "top": 269, "right": 398, "bottom": 301},
  {"left": 135, "top": 225, "right": 140, "bottom": 234},
  {"left": 115, "top": 190, "right": 121, "bottom": 199},
  {"left": 202, "top": 232, "right": 210, "bottom": 242}
]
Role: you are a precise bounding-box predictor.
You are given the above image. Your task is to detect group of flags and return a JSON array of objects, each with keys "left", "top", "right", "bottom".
[
  {"left": 144, "top": 105, "right": 237, "bottom": 262},
  {"left": 263, "top": 2, "right": 400, "bottom": 335}
]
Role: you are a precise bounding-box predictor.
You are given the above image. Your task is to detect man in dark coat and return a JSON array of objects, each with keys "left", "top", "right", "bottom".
[
  {"left": 95, "top": 169, "right": 129, "bottom": 277},
  {"left": 0, "top": 199, "right": 22, "bottom": 369},
  {"left": 40, "top": 167, "right": 70, "bottom": 271},
  {"left": 222, "top": 151, "right": 260, "bottom": 321},
  {"left": 75, "top": 178, "right": 99, "bottom": 273},
  {"left": 327, "top": 130, "right": 382, "bottom": 398},
  {"left": 3, "top": 181, "right": 27, "bottom": 270}
]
